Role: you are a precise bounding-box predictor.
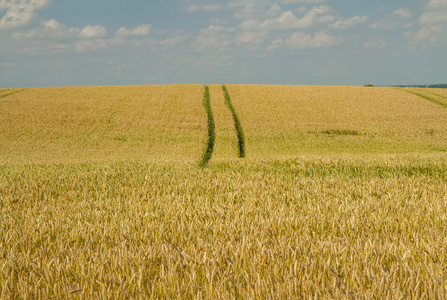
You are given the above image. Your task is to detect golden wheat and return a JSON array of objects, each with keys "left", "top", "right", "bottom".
[
  {"left": 408, "top": 87, "right": 447, "bottom": 107},
  {"left": 1, "top": 155, "right": 447, "bottom": 298},
  {"left": 1, "top": 84, "right": 447, "bottom": 298},
  {"left": 226, "top": 85, "right": 447, "bottom": 157},
  {"left": 0, "top": 85, "right": 206, "bottom": 164},
  {"left": 419, "top": 88, "right": 447, "bottom": 98}
]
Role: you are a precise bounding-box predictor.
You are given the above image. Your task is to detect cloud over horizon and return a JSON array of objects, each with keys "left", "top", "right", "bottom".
[
  {"left": 405, "top": 0, "right": 447, "bottom": 44},
  {"left": 0, "top": 0, "right": 446, "bottom": 87},
  {"left": 0, "top": 0, "right": 51, "bottom": 30}
]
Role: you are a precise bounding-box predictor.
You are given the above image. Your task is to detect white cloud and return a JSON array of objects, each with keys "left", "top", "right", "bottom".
[
  {"left": 0, "top": 0, "right": 50, "bottom": 11},
  {"left": 1, "top": 62, "right": 16, "bottom": 68},
  {"left": 10, "top": 18, "right": 159, "bottom": 54},
  {"left": 260, "top": 11, "right": 302, "bottom": 29},
  {"left": 0, "top": 10, "right": 34, "bottom": 29},
  {"left": 280, "top": 0, "right": 324, "bottom": 3},
  {"left": 11, "top": 19, "right": 66, "bottom": 39},
  {"left": 11, "top": 20, "right": 109, "bottom": 41},
  {"left": 0, "top": 0, "right": 51, "bottom": 30},
  {"left": 392, "top": 7, "right": 413, "bottom": 19},
  {"left": 290, "top": 5, "right": 334, "bottom": 27},
  {"left": 43, "top": 19, "right": 64, "bottom": 31},
  {"left": 405, "top": 26, "right": 442, "bottom": 44},
  {"left": 241, "top": 5, "right": 334, "bottom": 30},
  {"left": 64, "top": 30, "right": 186, "bottom": 52},
  {"left": 269, "top": 30, "right": 341, "bottom": 49},
  {"left": 295, "top": 6, "right": 308, "bottom": 14},
  {"left": 158, "top": 35, "right": 188, "bottom": 47},
  {"left": 423, "top": 0, "right": 447, "bottom": 24},
  {"left": 209, "top": 18, "right": 229, "bottom": 25},
  {"left": 116, "top": 24, "right": 151, "bottom": 37},
  {"left": 420, "top": 11, "right": 447, "bottom": 24},
  {"left": 420, "top": 0, "right": 447, "bottom": 25},
  {"left": 195, "top": 25, "right": 236, "bottom": 50},
  {"left": 187, "top": 4, "right": 223, "bottom": 12},
  {"left": 236, "top": 30, "right": 268, "bottom": 45},
  {"left": 369, "top": 7, "right": 414, "bottom": 30},
  {"left": 74, "top": 39, "right": 108, "bottom": 52},
  {"left": 426, "top": 0, "right": 447, "bottom": 9},
  {"left": 267, "top": 38, "right": 284, "bottom": 50},
  {"left": 331, "top": 15, "right": 369, "bottom": 30},
  {"left": 79, "top": 25, "right": 107, "bottom": 38},
  {"left": 228, "top": 0, "right": 280, "bottom": 19},
  {"left": 406, "top": 0, "right": 447, "bottom": 45},
  {"left": 363, "top": 37, "right": 386, "bottom": 49}
]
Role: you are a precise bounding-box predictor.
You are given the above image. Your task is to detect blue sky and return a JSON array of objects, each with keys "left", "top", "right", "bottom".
[{"left": 1, "top": 0, "right": 446, "bottom": 88}]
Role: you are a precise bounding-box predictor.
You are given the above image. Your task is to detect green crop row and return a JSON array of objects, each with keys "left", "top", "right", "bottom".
[
  {"left": 0, "top": 89, "right": 26, "bottom": 99},
  {"left": 199, "top": 86, "right": 215, "bottom": 167},
  {"left": 222, "top": 85, "right": 246, "bottom": 158},
  {"left": 200, "top": 85, "right": 246, "bottom": 166},
  {"left": 397, "top": 88, "right": 447, "bottom": 108}
]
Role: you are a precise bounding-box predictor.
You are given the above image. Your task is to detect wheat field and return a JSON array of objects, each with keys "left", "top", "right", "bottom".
[
  {"left": 1, "top": 84, "right": 447, "bottom": 299},
  {"left": 226, "top": 85, "right": 447, "bottom": 157},
  {"left": 0, "top": 85, "right": 206, "bottom": 164},
  {"left": 402, "top": 88, "right": 447, "bottom": 108},
  {"left": 411, "top": 88, "right": 447, "bottom": 99}
]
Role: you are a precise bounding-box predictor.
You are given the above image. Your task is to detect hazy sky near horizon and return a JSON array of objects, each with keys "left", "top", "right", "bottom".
[{"left": 1, "top": 0, "right": 446, "bottom": 88}]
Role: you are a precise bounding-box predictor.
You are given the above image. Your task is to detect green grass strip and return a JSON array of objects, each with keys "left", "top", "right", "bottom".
[
  {"left": 0, "top": 89, "right": 26, "bottom": 99},
  {"left": 396, "top": 88, "right": 447, "bottom": 108},
  {"left": 199, "top": 85, "right": 215, "bottom": 167},
  {"left": 222, "top": 85, "right": 246, "bottom": 158},
  {"left": 417, "top": 89, "right": 447, "bottom": 101}
]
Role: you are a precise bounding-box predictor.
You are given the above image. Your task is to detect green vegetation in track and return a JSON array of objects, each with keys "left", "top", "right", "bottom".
[
  {"left": 222, "top": 85, "right": 246, "bottom": 158},
  {"left": 207, "top": 84, "right": 238, "bottom": 159},
  {"left": 0, "top": 88, "right": 26, "bottom": 99},
  {"left": 320, "top": 129, "right": 363, "bottom": 136},
  {"left": 397, "top": 87, "right": 447, "bottom": 108},
  {"left": 414, "top": 88, "right": 447, "bottom": 104},
  {"left": 199, "top": 85, "right": 215, "bottom": 166}
]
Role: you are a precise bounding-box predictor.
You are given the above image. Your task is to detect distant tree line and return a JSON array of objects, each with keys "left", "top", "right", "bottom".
[{"left": 393, "top": 84, "right": 447, "bottom": 88}]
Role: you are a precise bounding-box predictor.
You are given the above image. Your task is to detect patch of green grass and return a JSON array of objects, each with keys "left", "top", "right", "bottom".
[
  {"left": 426, "top": 129, "right": 435, "bottom": 136},
  {"left": 320, "top": 129, "right": 363, "bottom": 136}
]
